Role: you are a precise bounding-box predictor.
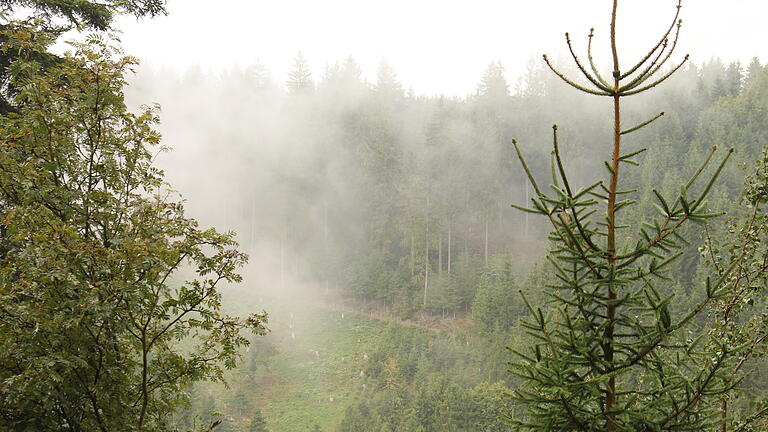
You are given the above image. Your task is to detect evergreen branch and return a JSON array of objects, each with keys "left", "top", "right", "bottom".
[
  {"left": 692, "top": 148, "right": 734, "bottom": 206},
  {"left": 621, "top": 113, "right": 664, "bottom": 135},
  {"left": 555, "top": 212, "right": 604, "bottom": 279},
  {"left": 543, "top": 54, "right": 613, "bottom": 96},
  {"left": 620, "top": 18, "right": 684, "bottom": 92},
  {"left": 512, "top": 139, "right": 545, "bottom": 197},
  {"left": 552, "top": 124, "right": 602, "bottom": 252},
  {"left": 618, "top": 0, "right": 682, "bottom": 81},
  {"left": 587, "top": 28, "right": 611, "bottom": 88},
  {"left": 510, "top": 202, "right": 545, "bottom": 214},
  {"left": 653, "top": 190, "right": 670, "bottom": 215},
  {"left": 565, "top": 32, "right": 614, "bottom": 93},
  {"left": 620, "top": 54, "right": 690, "bottom": 96}
]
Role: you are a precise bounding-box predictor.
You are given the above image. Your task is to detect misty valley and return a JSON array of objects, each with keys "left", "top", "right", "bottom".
[{"left": 2, "top": 1, "right": 768, "bottom": 431}]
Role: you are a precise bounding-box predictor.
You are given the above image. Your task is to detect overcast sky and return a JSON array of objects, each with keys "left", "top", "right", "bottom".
[{"left": 114, "top": 0, "right": 767, "bottom": 96}]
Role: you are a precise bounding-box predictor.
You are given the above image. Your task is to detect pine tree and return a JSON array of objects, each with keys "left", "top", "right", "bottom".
[
  {"left": 508, "top": 1, "right": 755, "bottom": 430},
  {"left": 374, "top": 59, "right": 404, "bottom": 99},
  {"left": 286, "top": 51, "right": 314, "bottom": 94},
  {"left": 248, "top": 408, "right": 269, "bottom": 432},
  {"left": 477, "top": 61, "right": 510, "bottom": 100}
]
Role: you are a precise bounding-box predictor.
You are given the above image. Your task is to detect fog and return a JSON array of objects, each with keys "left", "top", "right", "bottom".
[
  {"left": 115, "top": 0, "right": 768, "bottom": 96},
  {"left": 115, "top": 1, "right": 768, "bottom": 428}
]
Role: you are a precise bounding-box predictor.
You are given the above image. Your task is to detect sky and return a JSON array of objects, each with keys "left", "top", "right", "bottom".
[{"left": 113, "top": 0, "right": 768, "bottom": 96}]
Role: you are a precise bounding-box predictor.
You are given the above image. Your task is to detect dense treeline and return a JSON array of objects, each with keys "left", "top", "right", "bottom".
[
  {"left": 127, "top": 53, "right": 768, "bottom": 324},
  {"left": 123, "top": 53, "right": 768, "bottom": 430}
]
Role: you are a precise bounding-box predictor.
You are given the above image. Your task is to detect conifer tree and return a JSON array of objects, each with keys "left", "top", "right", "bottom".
[
  {"left": 286, "top": 51, "right": 314, "bottom": 94},
  {"left": 508, "top": 1, "right": 757, "bottom": 430},
  {"left": 478, "top": 61, "right": 510, "bottom": 100}
]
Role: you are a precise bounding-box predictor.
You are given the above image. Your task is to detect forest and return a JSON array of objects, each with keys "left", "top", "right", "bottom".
[{"left": 1, "top": 0, "right": 768, "bottom": 431}]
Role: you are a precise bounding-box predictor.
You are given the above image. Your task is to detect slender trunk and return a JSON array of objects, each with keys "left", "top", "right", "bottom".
[
  {"left": 438, "top": 232, "right": 443, "bottom": 275},
  {"left": 721, "top": 396, "right": 728, "bottom": 432},
  {"left": 424, "top": 198, "right": 430, "bottom": 307},
  {"left": 498, "top": 201, "right": 503, "bottom": 231},
  {"left": 323, "top": 200, "right": 328, "bottom": 243},
  {"left": 606, "top": 1, "right": 621, "bottom": 429},
  {"left": 465, "top": 226, "right": 469, "bottom": 257},
  {"left": 484, "top": 218, "right": 489, "bottom": 266},
  {"left": 280, "top": 233, "right": 285, "bottom": 290},
  {"left": 410, "top": 233, "right": 415, "bottom": 277},
  {"left": 448, "top": 224, "right": 452, "bottom": 274},
  {"left": 138, "top": 338, "right": 148, "bottom": 429}
]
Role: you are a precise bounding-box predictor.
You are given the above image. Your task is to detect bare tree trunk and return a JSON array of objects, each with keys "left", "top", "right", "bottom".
[
  {"left": 484, "top": 218, "right": 489, "bottom": 266},
  {"left": 465, "top": 226, "right": 470, "bottom": 257},
  {"left": 424, "top": 198, "right": 429, "bottom": 307},
  {"left": 323, "top": 200, "right": 328, "bottom": 242},
  {"left": 438, "top": 232, "right": 442, "bottom": 275},
  {"left": 447, "top": 223, "right": 452, "bottom": 274},
  {"left": 498, "top": 201, "right": 503, "bottom": 231},
  {"left": 410, "top": 233, "right": 415, "bottom": 277},
  {"left": 280, "top": 231, "right": 286, "bottom": 290}
]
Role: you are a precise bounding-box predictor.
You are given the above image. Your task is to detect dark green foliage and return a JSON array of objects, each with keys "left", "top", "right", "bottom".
[
  {"left": 0, "top": 0, "right": 167, "bottom": 113},
  {"left": 508, "top": 1, "right": 768, "bottom": 430},
  {"left": 1, "top": 0, "right": 165, "bottom": 31},
  {"left": 249, "top": 408, "right": 270, "bottom": 432},
  {"left": 472, "top": 261, "right": 519, "bottom": 334}
]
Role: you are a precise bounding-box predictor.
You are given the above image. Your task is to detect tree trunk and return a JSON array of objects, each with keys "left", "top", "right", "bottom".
[
  {"left": 424, "top": 198, "right": 429, "bottom": 307},
  {"left": 448, "top": 224, "right": 452, "bottom": 274},
  {"left": 484, "top": 218, "right": 489, "bottom": 266},
  {"left": 438, "top": 232, "right": 442, "bottom": 275},
  {"left": 606, "top": 3, "right": 621, "bottom": 427},
  {"left": 280, "top": 232, "right": 285, "bottom": 289},
  {"left": 410, "top": 233, "right": 415, "bottom": 277},
  {"left": 323, "top": 200, "right": 328, "bottom": 243}
]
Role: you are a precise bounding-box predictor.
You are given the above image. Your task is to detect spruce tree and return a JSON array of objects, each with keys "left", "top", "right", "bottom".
[
  {"left": 286, "top": 51, "right": 314, "bottom": 94},
  {"left": 508, "top": 1, "right": 752, "bottom": 430},
  {"left": 248, "top": 408, "right": 269, "bottom": 432}
]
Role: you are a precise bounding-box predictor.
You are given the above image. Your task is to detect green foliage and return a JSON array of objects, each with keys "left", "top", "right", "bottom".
[
  {"left": 508, "top": 1, "right": 768, "bottom": 430},
  {"left": 0, "top": 24, "right": 265, "bottom": 431},
  {"left": 471, "top": 261, "right": 519, "bottom": 335},
  {"left": 1, "top": 0, "right": 166, "bottom": 30},
  {"left": 249, "top": 408, "right": 270, "bottom": 432}
]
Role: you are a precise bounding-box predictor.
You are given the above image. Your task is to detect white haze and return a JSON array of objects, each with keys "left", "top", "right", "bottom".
[{"left": 114, "top": 0, "right": 768, "bottom": 96}]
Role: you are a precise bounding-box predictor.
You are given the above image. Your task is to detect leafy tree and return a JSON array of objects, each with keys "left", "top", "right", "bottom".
[
  {"left": 508, "top": 1, "right": 764, "bottom": 430},
  {"left": 1, "top": 0, "right": 165, "bottom": 30},
  {"left": 0, "top": 0, "right": 166, "bottom": 113},
  {"left": 0, "top": 24, "right": 266, "bottom": 431}
]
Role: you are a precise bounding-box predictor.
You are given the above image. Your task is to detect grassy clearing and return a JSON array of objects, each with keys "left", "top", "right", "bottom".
[{"left": 212, "top": 291, "right": 392, "bottom": 431}]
